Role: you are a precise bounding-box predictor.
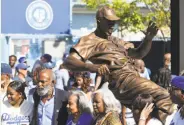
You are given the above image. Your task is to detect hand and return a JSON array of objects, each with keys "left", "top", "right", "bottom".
[
  {"left": 97, "top": 64, "right": 110, "bottom": 75},
  {"left": 145, "top": 21, "right": 158, "bottom": 40},
  {"left": 140, "top": 103, "right": 154, "bottom": 119},
  {"left": 86, "top": 64, "right": 110, "bottom": 75}
]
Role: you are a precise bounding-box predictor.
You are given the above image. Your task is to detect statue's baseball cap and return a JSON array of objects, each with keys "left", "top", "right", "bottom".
[{"left": 96, "top": 6, "right": 120, "bottom": 21}]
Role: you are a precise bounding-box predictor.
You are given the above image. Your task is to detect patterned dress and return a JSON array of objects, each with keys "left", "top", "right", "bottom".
[{"left": 93, "top": 112, "right": 122, "bottom": 125}]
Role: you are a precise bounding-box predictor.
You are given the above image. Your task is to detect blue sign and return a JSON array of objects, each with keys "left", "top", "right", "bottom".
[{"left": 1, "top": 0, "right": 70, "bottom": 34}]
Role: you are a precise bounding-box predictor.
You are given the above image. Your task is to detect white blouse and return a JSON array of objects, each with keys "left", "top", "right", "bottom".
[{"left": 147, "top": 118, "right": 162, "bottom": 125}]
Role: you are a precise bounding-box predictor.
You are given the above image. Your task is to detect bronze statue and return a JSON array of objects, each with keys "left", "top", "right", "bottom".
[{"left": 64, "top": 6, "right": 173, "bottom": 123}]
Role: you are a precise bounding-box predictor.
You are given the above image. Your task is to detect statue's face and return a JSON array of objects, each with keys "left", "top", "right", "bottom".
[{"left": 98, "top": 18, "right": 116, "bottom": 36}]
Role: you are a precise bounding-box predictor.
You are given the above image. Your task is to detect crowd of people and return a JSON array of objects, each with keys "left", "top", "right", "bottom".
[
  {"left": 1, "top": 52, "right": 184, "bottom": 125},
  {"left": 1, "top": 5, "right": 184, "bottom": 125}
]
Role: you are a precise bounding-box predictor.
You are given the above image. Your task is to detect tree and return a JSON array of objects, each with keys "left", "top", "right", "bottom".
[
  {"left": 83, "top": 0, "right": 108, "bottom": 8},
  {"left": 83, "top": 0, "right": 170, "bottom": 39},
  {"left": 135, "top": 0, "right": 171, "bottom": 39},
  {"left": 111, "top": 0, "right": 145, "bottom": 37}
]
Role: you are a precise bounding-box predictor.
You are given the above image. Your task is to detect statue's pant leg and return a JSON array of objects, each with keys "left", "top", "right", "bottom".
[{"left": 110, "top": 68, "right": 174, "bottom": 123}]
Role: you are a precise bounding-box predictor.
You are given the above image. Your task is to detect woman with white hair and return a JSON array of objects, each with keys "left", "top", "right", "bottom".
[
  {"left": 66, "top": 90, "right": 94, "bottom": 125},
  {"left": 92, "top": 82, "right": 122, "bottom": 125}
]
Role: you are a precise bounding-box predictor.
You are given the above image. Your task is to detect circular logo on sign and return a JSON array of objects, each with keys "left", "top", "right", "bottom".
[{"left": 26, "top": 0, "right": 53, "bottom": 30}]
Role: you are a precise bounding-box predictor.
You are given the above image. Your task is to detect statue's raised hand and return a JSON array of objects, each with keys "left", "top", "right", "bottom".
[{"left": 145, "top": 21, "right": 158, "bottom": 40}]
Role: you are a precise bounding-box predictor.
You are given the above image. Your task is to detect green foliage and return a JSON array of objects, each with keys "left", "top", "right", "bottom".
[
  {"left": 135, "top": 0, "right": 170, "bottom": 28},
  {"left": 111, "top": 0, "right": 145, "bottom": 33},
  {"left": 82, "top": 0, "right": 108, "bottom": 8},
  {"left": 83, "top": 0, "right": 170, "bottom": 37}
]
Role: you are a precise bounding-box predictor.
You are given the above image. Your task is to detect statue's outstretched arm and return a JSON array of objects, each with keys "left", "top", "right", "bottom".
[
  {"left": 64, "top": 52, "right": 110, "bottom": 75},
  {"left": 128, "top": 21, "right": 158, "bottom": 59}
]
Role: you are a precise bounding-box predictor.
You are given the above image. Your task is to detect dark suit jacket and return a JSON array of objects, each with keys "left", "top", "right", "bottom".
[{"left": 30, "top": 88, "right": 69, "bottom": 125}]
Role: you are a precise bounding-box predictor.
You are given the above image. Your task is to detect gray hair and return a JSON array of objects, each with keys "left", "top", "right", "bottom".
[
  {"left": 94, "top": 82, "right": 122, "bottom": 114},
  {"left": 70, "top": 90, "right": 93, "bottom": 114}
]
